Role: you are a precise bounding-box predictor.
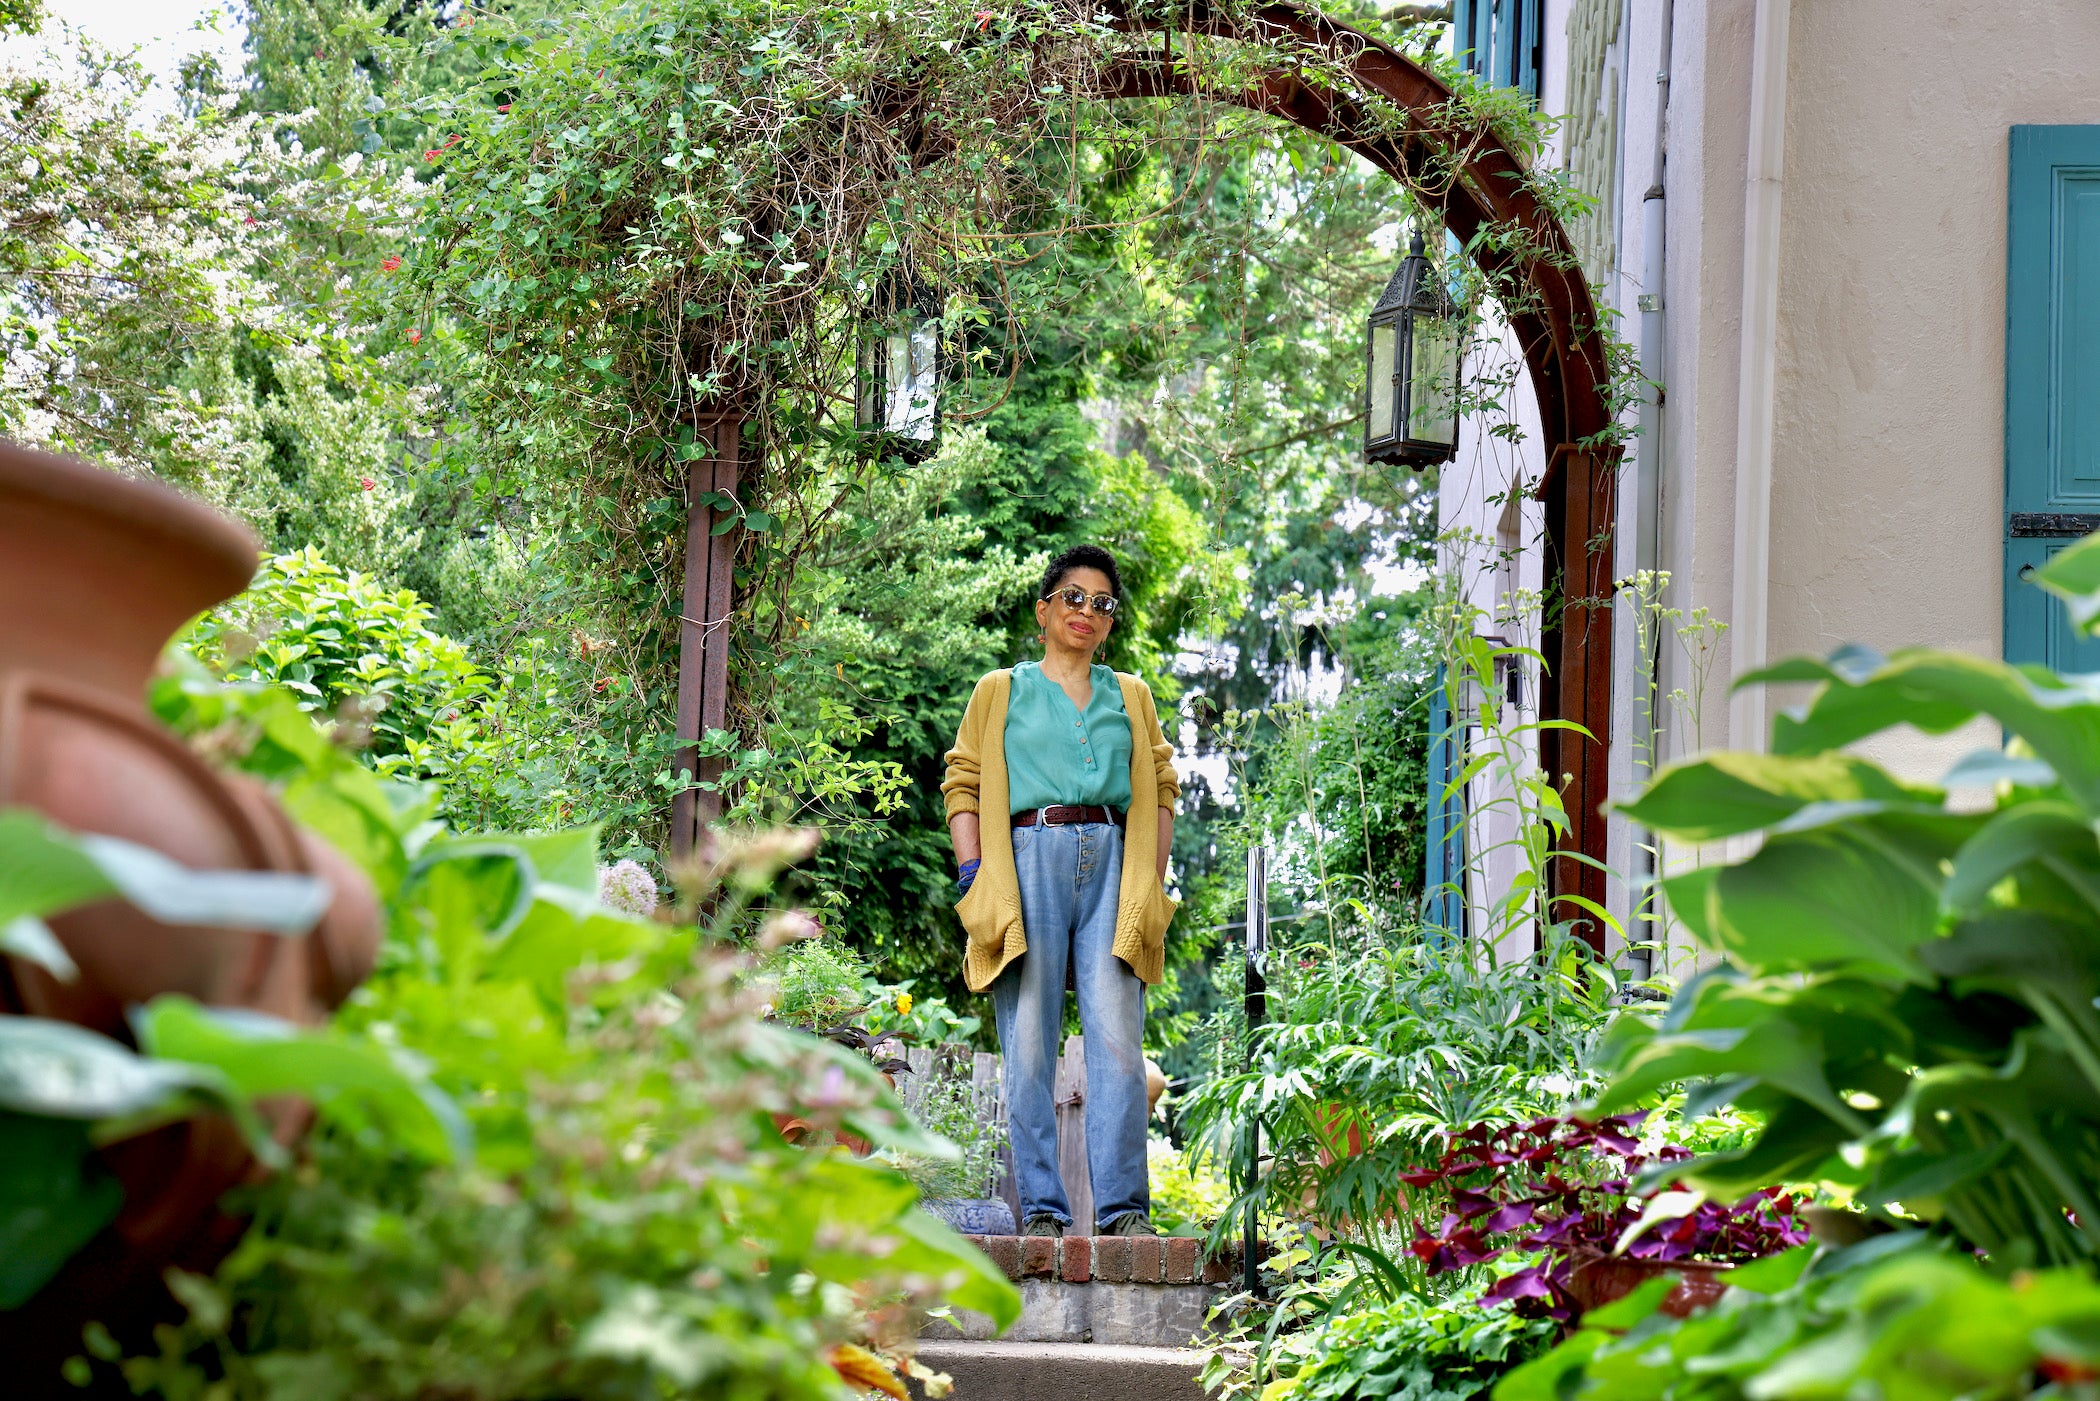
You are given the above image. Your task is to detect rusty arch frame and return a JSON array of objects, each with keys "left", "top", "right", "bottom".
[
  {"left": 671, "top": 2, "right": 1621, "bottom": 946},
  {"left": 1095, "top": 0, "right": 1622, "bottom": 946}
]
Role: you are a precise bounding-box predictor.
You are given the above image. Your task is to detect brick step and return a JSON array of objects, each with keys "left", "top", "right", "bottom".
[
  {"left": 908, "top": 1340, "right": 1208, "bottom": 1401},
  {"left": 934, "top": 1235, "right": 1256, "bottom": 1345},
  {"left": 960, "top": 1233, "right": 1238, "bottom": 1285}
]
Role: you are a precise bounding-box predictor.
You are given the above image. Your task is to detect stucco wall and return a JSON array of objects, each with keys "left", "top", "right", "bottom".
[{"left": 1762, "top": 0, "right": 2100, "bottom": 777}]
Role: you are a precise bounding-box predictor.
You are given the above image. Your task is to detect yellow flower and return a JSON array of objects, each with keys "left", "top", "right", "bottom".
[{"left": 894, "top": 992, "right": 914, "bottom": 1017}]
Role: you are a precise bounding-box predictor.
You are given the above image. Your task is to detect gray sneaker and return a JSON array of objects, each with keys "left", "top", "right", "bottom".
[
  {"left": 1099, "top": 1212, "right": 1159, "bottom": 1237},
  {"left": 1024, "top": 1214, "right": 1066, "bottom": 1238}
]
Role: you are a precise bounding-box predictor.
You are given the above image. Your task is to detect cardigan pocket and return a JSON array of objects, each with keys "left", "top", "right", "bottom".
[
  {"left": 1136, "top": 873, "right": 1178, "bottom": 947},
  {"left": 954, "top": 871, "right": 1005, "bottom": 959}
]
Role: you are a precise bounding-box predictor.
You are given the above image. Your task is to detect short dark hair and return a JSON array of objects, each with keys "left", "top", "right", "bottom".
[{"left": 1040, "top": 544, "right": 1124, "bottom": 605}]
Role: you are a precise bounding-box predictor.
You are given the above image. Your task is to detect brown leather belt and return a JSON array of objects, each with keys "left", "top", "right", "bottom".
[{"left": 1012, "top": 804, "right": 1123, "bottom": 828}]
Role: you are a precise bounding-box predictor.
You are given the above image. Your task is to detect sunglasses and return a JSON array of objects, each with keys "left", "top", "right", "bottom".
[{"left": 1043, "top": 585, "right": 1119, "bottom": 618}]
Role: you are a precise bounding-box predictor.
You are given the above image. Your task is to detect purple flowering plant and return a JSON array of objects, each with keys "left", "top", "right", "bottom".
[{"left": 1404, "top": 1112, "right": 1809, "bottom": 1319}]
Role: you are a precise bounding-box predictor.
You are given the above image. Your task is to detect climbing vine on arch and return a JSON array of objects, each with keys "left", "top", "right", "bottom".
[{"left": 395, "top": 0, "right": 1630, "bottom": 846}]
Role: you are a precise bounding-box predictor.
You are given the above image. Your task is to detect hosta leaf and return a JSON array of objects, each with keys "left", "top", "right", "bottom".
[
  {"left": 0, "top": 1111, "right": 122, "bottom": 1309},
  {"left": 1941, "top": 803, "right": 2100, "bottom": 914},
  {"left": 0, "top": 808, "right": 328, "bottom": 935},
  {"left": 0, "top": 1014, "right": 245, "bottom": 1126},
  {"left": 137, "top": 997, "right": 467, "bottom": 1163},
  {"left": 1618, "top": 751, "right": 1937, "bottom": 843},
  {"left": 0, "top": 811, "right": 111, "bottom": 925},
  {"left": 1703, "top": 831, "right": 1942, "bottom": 981},
  {"left": 1675, "top": 1099, "right": 1854, "bottom": 1200},
  {"left": 0, "top": 916, "right": 77, "bottom": 982},
  {"left": 2039, "top": 531, "right": 2100, "bottom": 633},
  {"left": 1923, "top": 912, "right": 2100, "bottom": 1016},
  {"left": 1767, "top": 651, "right": 2100, "bottom": 817},
  {"left": 1863, "top": 1142, "right": 2009, "bottom": 1211}
]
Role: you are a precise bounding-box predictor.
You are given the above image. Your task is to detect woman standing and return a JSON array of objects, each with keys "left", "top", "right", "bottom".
[{"left": 941, "top": 545, "right": 1179, "bottom": 1238}]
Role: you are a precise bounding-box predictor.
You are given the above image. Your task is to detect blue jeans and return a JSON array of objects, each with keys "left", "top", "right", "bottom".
[{"left": 992, "top": 820, "right": 1150, "bottom": 1230}]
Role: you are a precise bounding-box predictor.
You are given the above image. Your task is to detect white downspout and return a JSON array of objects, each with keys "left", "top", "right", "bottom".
[
  {"left": 1726, "top": 0, "right": 1793, "bottom": 753},
  {"left": 1627, "top": 0, "right": 1674, "bottom": 983},
  {"left": 1634, "top": 0, "right": 1675, "bottom": 581}
]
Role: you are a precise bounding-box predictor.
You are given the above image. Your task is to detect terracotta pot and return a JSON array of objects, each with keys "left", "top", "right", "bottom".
[
  {"left": 1565, "top": 1255, "right": 1734, "bottom": 1320},
  {"left": 1314, "top": 1101, "right": 1372, "bottom": 1166},
  {"left": 0, "top": 440, "right": 383, "bottom": 1371}
]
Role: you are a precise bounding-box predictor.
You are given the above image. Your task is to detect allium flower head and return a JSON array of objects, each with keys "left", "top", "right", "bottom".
[{"left": 597, "top": 859, "right": 659, "bottom": 917}]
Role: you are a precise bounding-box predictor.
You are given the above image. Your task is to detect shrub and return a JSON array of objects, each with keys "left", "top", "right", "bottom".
[
  {"left": 1497, "top": 1238, "right": 2100, "bottom": 1401},
  {"left": 1213, "top": 1289, "right": 1555, "bottom": 1401},
  {"left": 92, "top": 668, "right": 1017, "bottom": 1399},
  {"left": 188, "top": 547, "right": 489, "bottom": 770},
  {"left": 178, "top": 547, "right": 575, "bottom": 833},
  {"left": 1182, "top": 932, "right": 1613, "bottom": 1236},
  {"left": 763, "top": 936, "right": 873, "bottom": 1031}
]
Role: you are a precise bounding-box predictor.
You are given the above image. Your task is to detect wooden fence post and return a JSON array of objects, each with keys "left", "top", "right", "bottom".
[
  {"left": 975, "top": 1050, "right": 1022, "bottom": 1228},
  {"left": 670, "top": 409, "right": 746, "bottom": 862},
  {"left": 1054, "top": 1033, "right": 1092, "bottom": 1235}
]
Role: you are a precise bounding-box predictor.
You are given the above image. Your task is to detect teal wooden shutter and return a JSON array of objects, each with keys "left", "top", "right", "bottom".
[
  {"left": 1451, "top": 0, "right": 1543, "bottom": 101},
  {"left": 2005, "top": 125, "right": 2100, "bottom": 672},
  {"left": 1424, "top": 664, "right": 1468, "bottom": 941}
]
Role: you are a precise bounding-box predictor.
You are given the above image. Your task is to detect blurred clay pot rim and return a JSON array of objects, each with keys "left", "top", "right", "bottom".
[
  {"left": 0, "top": 440, "right": 259, "bottom": 697},
  {"left": 0, "top": 441, "right": 258, "bottom": 589}
]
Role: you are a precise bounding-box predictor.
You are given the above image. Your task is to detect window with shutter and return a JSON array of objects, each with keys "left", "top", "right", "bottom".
[
  {"left": 1453, "top": 0, "right": 1543, "bottom": 101},
  {"left": 2005, "top": 126, "right": 2100, "bottom": 672}
]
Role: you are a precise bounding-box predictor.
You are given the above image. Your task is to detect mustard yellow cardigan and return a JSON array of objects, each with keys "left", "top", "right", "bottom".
[{"left": 941, "top": 669, "right": 1180, "bottom": 992}]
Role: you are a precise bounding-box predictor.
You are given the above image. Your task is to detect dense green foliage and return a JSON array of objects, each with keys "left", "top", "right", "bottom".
[
  {"left": 1480, "top": 533, "right": 2100, "bottom": 1400},
  {"left": 1250, "top": 1290, "right": 1556, "bottom": 1401},
  {"left": 1603, "top": 537, "right": 2100, "bottom": 1267},
  {"left": 1499, "top": 1238, "right": 2100, "bottom": 1401},
  {"left": 0, "top": 0, "right": 1552, "bottom": 1035},
  {"left": 0, "top": 814, "right": 452, "bottom": 1311},
  {"left": 80, "top": 665, "right": 1014, "bottom": 1398},
  {"left": 1182, "top": 933, "right": 1610, "bottom": 1238}
]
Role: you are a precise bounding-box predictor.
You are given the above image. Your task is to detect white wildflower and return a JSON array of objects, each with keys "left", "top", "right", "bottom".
[{"left": 597, "top": 860, "right": 659, "bottom": 917}]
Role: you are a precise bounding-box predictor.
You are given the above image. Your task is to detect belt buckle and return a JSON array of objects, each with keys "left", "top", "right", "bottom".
[{"left": 1043, "top": 805, "right": 1072, "bottom": 827}]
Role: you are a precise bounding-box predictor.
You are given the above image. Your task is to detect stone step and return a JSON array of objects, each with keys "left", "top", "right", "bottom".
[
  {"left": 909, "top": 1340, "right": 1209, "bottom": 1401},
  {"left": 927, "top": 1276, "right": 1220, "bottom": 1344},
  {"left": 928, "top": 1233, "right": 1252, "bottom": 1344}
]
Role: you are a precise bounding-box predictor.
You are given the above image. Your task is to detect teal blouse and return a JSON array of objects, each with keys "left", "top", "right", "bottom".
[{"left": 1002, "top": 661, "right": 1134, "bottom": 814}]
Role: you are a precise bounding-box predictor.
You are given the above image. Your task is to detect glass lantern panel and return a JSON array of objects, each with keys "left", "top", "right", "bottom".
[
  {"left": 883, "top": 330, "right": 912, "bottom": 433},
  {"left": 898, "top": 321, "right": 939, "bottom": 442},
  {"left": 1407, "top": 314, "right": 1460, "bottom": 447},
  {"left": 856, "top": 332, "right": 886, "bottom": 430},
  {"left": 1367, "top": 321, "right": 1397, "bottom": 443}
]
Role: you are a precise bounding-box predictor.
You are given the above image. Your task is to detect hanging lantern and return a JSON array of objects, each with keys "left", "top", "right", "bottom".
[
  {"left": 854, "top": 270, "right": 944, "bottom": 462},
  {"left": 1364, "top": 229, "right": 1463, "bottom": 469}
]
